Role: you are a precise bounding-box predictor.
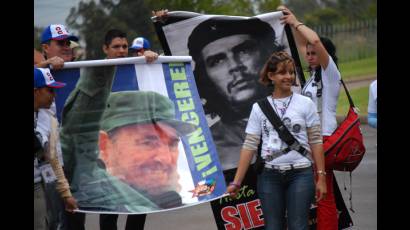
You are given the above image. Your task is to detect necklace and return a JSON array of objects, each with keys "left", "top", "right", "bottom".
[{"left": 271, "top": 94, "right": 293, "bottom": 119}]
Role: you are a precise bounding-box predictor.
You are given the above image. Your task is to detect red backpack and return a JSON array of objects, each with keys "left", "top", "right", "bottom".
[{"left": 323, "top": 80, "right": 366, "bottom": 172}]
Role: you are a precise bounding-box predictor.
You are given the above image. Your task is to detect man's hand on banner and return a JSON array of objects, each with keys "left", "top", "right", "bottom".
[
  {"left": 276, "top": 5, "right": 287, "bottom": 11},
  {"left": 46, "top": 56, "right": 65, "bottom": 70},
  {"left": 143, "top": 50, "right": 159, "bottom": 63},
  {"left": 226, "top": 182, "right": 241, "bottom": 198},
  {"left": 278, "top": 6, "right": 300, "bottom": 28},
  {"left": 64, "top": 196, "right": 78, "bottom": 213}
]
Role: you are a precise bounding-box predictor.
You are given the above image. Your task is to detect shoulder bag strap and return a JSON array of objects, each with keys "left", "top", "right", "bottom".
[
  {"left": 257, "top": 98, "right": 309, "bottom": 157},
  {"left": 340, "top": 79, "right": 355, "bottom": 108}
]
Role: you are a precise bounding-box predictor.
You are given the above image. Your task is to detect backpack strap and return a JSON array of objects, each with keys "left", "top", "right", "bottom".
[
  {"left": 257, "top": 98, "right": 309, "bottom": 157},
  {"left": 313, "top": 69, "right": 323, "bottom": 114},
  {"left": 313, "top": 68, "right": 323, "bottom": 98},
  {"left": 340, "top": 79, "right": 355, "bottom": 108}
]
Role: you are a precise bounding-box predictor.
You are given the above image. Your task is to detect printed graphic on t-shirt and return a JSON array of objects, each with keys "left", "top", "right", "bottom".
[
  {"left": 283, "top": 117, "right": 292, "bottom": 130},
  {"left": 292, "top": 124, "right": 301, "bottom": 133}
]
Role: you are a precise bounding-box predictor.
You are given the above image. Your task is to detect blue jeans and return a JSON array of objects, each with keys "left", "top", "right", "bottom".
[{"left": 257, "top": 167, "right": 315, "bottom": 230}]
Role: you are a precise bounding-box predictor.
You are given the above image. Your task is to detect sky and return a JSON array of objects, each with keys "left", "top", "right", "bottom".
[{"left": 34, "top": 0, "right": 84, "bottom": 29}]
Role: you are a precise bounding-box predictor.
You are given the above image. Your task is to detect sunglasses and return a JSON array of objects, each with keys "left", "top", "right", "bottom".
[
  {"left": 55, "top": 40, "right": 71, "bottom": 47},
  {"left": 56, "top": 39, "right": 71, "bottom": 47}
]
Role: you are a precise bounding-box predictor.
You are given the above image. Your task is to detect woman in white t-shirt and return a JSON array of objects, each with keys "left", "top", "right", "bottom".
[
  {"left": 226, "top": 51, "right": 326, "bottom": 229},
  {"left": 279, "top": 6, "right": 342, "bottom": 230}
]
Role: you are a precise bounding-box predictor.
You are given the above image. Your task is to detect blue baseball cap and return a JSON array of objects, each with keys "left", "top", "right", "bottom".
[
  {"left": 34, "top": 68, "right": 66, "bottom": 88},
  {"left": 41, "top": 24, "right": 79, "bottom": 44},
  {"left": 129, "top": 37, "right": 151, "bottom": 50}
]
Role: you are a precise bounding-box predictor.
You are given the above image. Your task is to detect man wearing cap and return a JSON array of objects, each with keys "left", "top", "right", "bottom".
[
  {"left": 99, "top": 91, "right": 196, "bottom": 207},
  {"left": 129, "top": 37, "right": 151, "bottom": 57},
  {"left": 34, "top": 24, "right": 79, "bottom": 230},
  {"left": 187, "top": 17, "right": 284, "bottom": 170},
  {"left": 34, "top": 68, "right": 78, "bottom": 230},
  {"left": 35, "top": 24, "right": 79, "bottom": 70}
]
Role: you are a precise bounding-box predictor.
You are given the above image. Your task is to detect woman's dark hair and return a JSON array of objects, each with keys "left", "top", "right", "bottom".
[
  {"left": 307, "top": 36, "right": 338, "bottom": 70},
  {"left": 308, "top": 36, "right": 338, "bottom": 85},
  {"left": 320, "top": 36, "right": 338, "bottom": 67}
]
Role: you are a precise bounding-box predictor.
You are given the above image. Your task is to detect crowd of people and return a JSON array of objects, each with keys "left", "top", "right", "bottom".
[
  {"left": 34, "top": 5, "right": 376, "bottom": 230},
  {"left": 34, "top": 23, "right": 160, "bottom": 230}
]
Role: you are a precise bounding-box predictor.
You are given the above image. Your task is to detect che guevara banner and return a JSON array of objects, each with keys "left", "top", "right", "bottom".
[
  {"left": 153, "top": 11, "right": 354, "bottom": 229},
  {"left": 51, "top": 56, "right": 226, "bottom": 214}
]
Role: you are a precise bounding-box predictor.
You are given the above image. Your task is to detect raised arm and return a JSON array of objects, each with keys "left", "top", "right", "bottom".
[
  {"left": 60, "top": 65, "right": 116, "bottom": 179},
  {"left": 278, "top": 5, "right": 330, "bottom": 69}
]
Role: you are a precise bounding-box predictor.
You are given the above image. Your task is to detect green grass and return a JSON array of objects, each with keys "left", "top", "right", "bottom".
[
  {"left": 339, "top": 56, "right": 377, "bottom": 80},
  {"left": 298, "top": 56, "right": 377, "bottom": 81},
  {"left": 337, "top": 86, "right": 369, "bottom": 116},
  {"left": 336, "top": 57, "right": 376, "bottom": 116}
]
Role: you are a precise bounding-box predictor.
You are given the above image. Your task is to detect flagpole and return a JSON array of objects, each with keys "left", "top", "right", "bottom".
[{"left": 61, "top": 56, "right": 193, "bottom": 69}]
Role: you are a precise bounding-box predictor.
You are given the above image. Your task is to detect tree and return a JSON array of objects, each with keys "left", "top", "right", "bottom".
[
  {"left": 304, "top": 7, "right": 345, "bottom": 26},
  {"left": 257, "top": 0, "right": 282, "bottom": 14},
  {"left": 146, "top": 0, "right": 255, "bottom": 16},
  {"left": 337, "top": 0, "right": 375, "bottom": 21},
  {"left": 285, "top": 0, "right": 322, "bottom": 19},
  {"left": 67, "top": 0, "right": 154, "bottom": 59},
  {"left": 67, "top": 0, "right": 111, "bottom": 59},
  {"left": 283, "top": 0, "right": 376, "bottom": 26},
  {"left": 67, "top": 0, "right": 260, "bottom": 59}
]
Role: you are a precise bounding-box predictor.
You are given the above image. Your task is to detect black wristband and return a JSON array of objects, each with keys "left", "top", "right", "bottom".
[
  {"left": 229, "top": 182, "right": 241, "bottom": 188},
  {"left": 295, "top": 23, "right": 304, "bottom": 30}
]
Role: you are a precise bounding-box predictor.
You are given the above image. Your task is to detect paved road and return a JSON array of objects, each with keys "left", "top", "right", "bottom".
[
  {"left": 344, "top": 76, "right": 376, "bottom": 90},
  {"left": 84, "top": 125, "right": 377, "bottom": 230}
]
